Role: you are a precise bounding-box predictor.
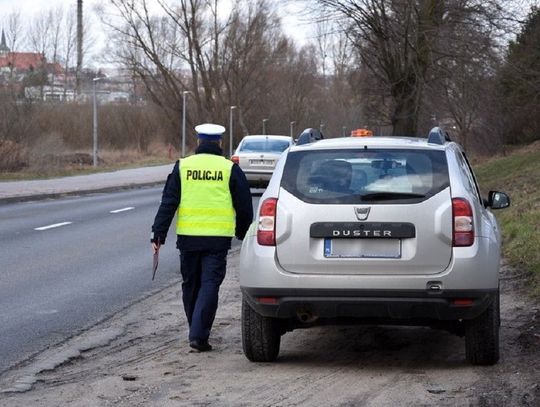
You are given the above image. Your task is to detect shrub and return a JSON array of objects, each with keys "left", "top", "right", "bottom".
[{"left": 0, "top": 139, "right": 28, "bottom": 171}]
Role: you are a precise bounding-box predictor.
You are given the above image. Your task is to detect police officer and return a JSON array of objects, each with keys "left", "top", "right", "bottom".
[{"left": 151, "top": 123, "right": 253, "bottom": 352}]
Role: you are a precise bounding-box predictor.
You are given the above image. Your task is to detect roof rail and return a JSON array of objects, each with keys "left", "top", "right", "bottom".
[
  {"left": 296, "top": 128, "right": 324, "bottom": 145},
  {"left": 427, "top": 127, "right": 451, "bottom": 145}
]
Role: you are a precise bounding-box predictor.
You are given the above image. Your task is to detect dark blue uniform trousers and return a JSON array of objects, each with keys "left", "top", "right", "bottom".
[{"left": 179, "top": 250, "right": 228, "bottom": 342}]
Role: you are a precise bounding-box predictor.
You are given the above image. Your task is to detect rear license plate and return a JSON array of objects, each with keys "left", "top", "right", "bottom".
[
  {"left": 324, "top": 238, "right": 401, "bottom": 259},
  {"left": 250, "top": 159, "right": 273, "bottom": 166}
]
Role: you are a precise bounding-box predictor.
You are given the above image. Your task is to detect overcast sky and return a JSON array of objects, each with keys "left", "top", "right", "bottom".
[
  {"left": 0, "top": 0, "right": 313, "bottom": 64},
  {"left": 1, "top": 0, "right": 101, "bottom": 17}
]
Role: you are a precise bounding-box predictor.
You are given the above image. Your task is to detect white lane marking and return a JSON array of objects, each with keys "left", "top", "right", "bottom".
[
  {"left": 34, "top": 222, "right": 72, "bottom": 231},
  {"left": 35, "top": 309, "right": 58, "bottom": 315},
  {"left": 110, "top": 207, "right": 135, "bottom": 214}
]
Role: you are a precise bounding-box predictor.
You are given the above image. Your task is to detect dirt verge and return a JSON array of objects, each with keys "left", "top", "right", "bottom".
[{"left": 1, "top": 255, "right": 538, "bottom": 406}]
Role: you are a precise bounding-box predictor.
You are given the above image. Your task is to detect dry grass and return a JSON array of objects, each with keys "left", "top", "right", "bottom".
[
  {"left": 0, "top": 101, "right": 186, "bottom": 179},
  {"left": 0, "top": 144, "right": 176, "bottom": 180},
  {"left": 473, "top": 140, "right": 540, "bottom": 297},
  {"left": 0, "top": 139, "right": 28, "bottom": 171}
]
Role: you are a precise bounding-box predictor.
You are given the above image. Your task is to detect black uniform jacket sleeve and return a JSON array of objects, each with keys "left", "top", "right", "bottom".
[
  {"left": 151, "top": 161, "right": 180, "bottom": 245},
  {"left": 229, "top": 163, "right": 253, "bottom": 240}
]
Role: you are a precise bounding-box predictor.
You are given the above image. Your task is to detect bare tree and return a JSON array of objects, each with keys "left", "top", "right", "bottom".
[
  {"left": 2, "top": 10, "right": 24, "bottom": 94},
  {"left": 313, "top": 0, "right": 446, "bottom": 136},
  {"left": 312, "top": 0, "right": 512, "bottom": 138},
  {"left": 48, "top": 6, "right": 65, "bottom": 86},
  {"left": 498, "top": 5, "right": 540, "bottom": 144},
  {"left": 220, "top": 1, "right": 286, "bottom": 121},
  {"left": 27, "top": 10, "right": 52, "bottom": 57},
  {"left": 315, "top": 16, "right": 332, "bottom": 84},
  {"left": 3, "top": 10, "right": 24, "bottom": 53},
  {"left": 103, "top": 0, "right": 289, "bottom": 148},
  {"left": 103, "top": 0, "right": 188, "bottom": 130},
  {"left": 26, "top": 10, "right": 54, "bottom": 97}
]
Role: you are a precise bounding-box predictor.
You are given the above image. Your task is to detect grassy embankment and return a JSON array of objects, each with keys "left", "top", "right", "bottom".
[
  {"left": 473, "top": 142, "right": 540, "bottom": 297},
  {"left": 0, "top": 149, "right": 175, "bottom": 181}
]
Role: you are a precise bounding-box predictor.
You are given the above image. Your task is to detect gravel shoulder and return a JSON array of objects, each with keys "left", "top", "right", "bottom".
[{"left": 1, "top": 254, "right": 538, "bottom": 406}]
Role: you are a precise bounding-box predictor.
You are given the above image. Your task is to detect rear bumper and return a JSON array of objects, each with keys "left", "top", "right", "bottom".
[
  {"left": 241, "top": 287, "right": 497, "bottom": 322},
  {"left": 243, "top": 171, "right": 273, "bottom": 187}
]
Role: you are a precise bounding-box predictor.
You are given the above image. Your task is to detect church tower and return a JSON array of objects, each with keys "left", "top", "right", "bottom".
[{"left": 0, "top": 29, "right": 10, "bottom": 55}]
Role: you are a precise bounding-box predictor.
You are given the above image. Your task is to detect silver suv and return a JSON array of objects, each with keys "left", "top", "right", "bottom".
[{"left": 239, "top": 128, "right": 510, "bottom": 365}]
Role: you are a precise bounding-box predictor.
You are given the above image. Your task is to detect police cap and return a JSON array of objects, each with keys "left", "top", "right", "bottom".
[{"left": 195, "top": 123, "right": 226, "bottom": 141}]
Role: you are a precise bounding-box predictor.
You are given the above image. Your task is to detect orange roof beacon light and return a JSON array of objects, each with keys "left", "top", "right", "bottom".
[{"left": 351, "top": 128, "right": 373, "bottom": 137}]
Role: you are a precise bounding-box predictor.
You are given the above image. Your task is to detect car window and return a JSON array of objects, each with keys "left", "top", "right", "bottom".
[
  {"left": 240, "top": 139, "right": 290, "bottom": 153},
  {"left": 281, "top": 149, "right": 450, "bottom": 204},
  {"left": 461, "top": 152, "right": 483, "bottom": 205}
]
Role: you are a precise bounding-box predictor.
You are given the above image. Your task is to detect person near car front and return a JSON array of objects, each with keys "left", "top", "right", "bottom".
[{"left": 151, "top": 123, "right": 253, "bottom": 352}]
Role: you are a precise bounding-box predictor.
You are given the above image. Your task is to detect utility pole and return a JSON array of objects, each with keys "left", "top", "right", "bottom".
[
  {"left": 229, "top": 106, "right": 237, "bottom": 158},
  {"left": 92, "top": 77, "right": 102, "bottom": 167},
  {"left": 182, "top": 91, "right": 191, "bottom": 158},
  {"left": 76, "top": 0, "right": 83, "bottom": 97},
  {"left": 262, "top": 118, "right": 269, "bottom": 135}
]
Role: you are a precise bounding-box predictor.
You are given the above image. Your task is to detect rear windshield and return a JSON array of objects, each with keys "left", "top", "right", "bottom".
[
  {"left": 281, "top": 149, "right": 449, "bottom": 204},
  {"left": 240, "top": 139, "right": 290, "bottom": 153}
]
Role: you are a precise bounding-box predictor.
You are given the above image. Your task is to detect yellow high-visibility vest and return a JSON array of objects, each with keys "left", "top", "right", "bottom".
[{"left": 176, "top": 154, "right": 235, "bottom": 237}]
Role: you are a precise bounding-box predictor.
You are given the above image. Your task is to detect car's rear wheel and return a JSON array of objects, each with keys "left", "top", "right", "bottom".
[
  {"left": 241, "top": 297, "right": 281, "bottom": 362},
  {"left": 465, "top": 292, "right": 500, "bottom": 365}
]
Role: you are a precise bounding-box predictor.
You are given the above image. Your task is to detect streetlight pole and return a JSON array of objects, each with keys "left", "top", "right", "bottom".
[
  {"left": 229, "top": 106, "right": 237, "bottom": 158},
  {"left": 182, "top": 90, "right": 191, "bottom": 158},
  {"left": 290, "top": 121, "right": 296, "bottom": 139},
  {"left": 262, "top": 118, "right": 269, "bottom": 135},
  {"left": 92, "top": 77, "right": 102, "bottom": 167}
]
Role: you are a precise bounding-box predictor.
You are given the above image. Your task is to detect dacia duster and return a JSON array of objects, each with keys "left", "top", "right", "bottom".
[{"left": 239, "top": 128, "right": 510, "bottom": 365}]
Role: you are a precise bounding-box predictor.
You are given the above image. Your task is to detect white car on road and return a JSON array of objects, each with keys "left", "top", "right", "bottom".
[{"left": 232, "top": 135, "right": 293, "bottom": 188}]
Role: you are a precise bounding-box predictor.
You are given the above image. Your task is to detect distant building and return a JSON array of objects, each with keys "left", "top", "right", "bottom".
[
  {"left": 0, "top": 52, "right": 45, "bottom": 72},
  {"left": 1, "top": 31, "right": 141, "bottom": 104},
  {"left": 0, "top": 31, "right": 45, "bottom": 73},
  {"left": 25, "top": 85, "right": 75, "bottom": 102},
  {"left": 0, "top": 28, "right": 71, "bottom": 99}
]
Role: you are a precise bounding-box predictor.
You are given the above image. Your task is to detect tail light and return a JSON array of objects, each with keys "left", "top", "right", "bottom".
[
  {"left": 257, "top": 198, "right": 278, "bottom": 246},
  {"left": 231, "top": 155, "right": 239, "bottom": 164},
  {"left": 452, "top": 198, "right": 474, "bottom": 247}
]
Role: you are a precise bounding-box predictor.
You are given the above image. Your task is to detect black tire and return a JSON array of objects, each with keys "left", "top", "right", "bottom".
[
  {"left": 465, "top": 293, "right": 500, "bottom": 365},
  {"left": 241, "top": 297, "right": 281, "bottom": 362}
]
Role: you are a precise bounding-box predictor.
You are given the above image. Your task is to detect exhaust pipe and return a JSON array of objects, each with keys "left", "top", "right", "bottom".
[{"left": 296, "top": 309, "right": 318, "bottom": 324}]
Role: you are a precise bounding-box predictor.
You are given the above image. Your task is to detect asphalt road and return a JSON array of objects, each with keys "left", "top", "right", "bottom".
[{"left": 0, "top": 187, "right": 259, "bottom": 374}]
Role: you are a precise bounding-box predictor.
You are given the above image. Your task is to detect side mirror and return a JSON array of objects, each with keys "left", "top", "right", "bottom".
[{"left": 487, "top": 191, "right": 510, "bottom": 209}]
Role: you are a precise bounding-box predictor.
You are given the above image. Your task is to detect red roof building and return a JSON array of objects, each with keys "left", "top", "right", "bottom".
[{"left": 0, "top": 52, "right": 45, "bottom": 71}]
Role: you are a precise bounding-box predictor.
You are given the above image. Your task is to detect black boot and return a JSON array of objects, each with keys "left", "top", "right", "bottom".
[{"left": 189, "top": 339, "right": 212, "bottom": 352}]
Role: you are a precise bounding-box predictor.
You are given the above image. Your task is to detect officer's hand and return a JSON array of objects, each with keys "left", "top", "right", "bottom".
[{"left": 150, "top": 232, "right": 165, "bottom": 252}]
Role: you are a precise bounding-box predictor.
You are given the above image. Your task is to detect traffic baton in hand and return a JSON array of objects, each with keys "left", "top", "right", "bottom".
[{"left": 152, "top": 237, "right": 160, "bottom": 281}]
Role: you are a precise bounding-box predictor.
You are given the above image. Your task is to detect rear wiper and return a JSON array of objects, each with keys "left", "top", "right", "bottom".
[{"left": 360, "top": 192, "right": 426, "bottom": 201}]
